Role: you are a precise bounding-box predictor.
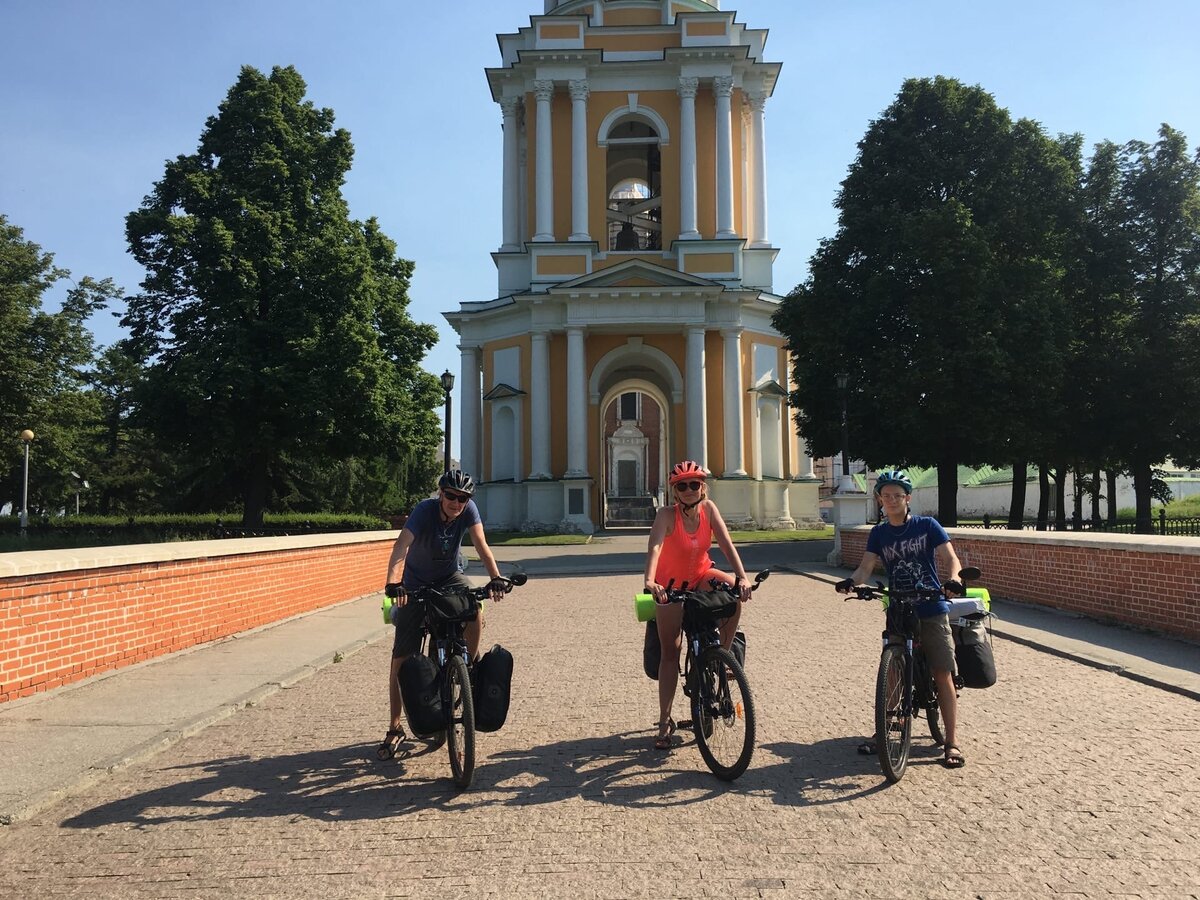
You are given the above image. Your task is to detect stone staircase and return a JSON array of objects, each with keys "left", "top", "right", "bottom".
[{"left": 605, "top": 495, "right": 657, "bottom": 528}]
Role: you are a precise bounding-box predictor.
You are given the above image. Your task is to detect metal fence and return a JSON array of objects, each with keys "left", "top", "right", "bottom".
[{"left": 954, "top": 510, "right": 1200, "bottom": 536}]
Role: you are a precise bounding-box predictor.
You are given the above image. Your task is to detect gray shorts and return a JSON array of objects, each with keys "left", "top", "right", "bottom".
[
  {"left": 918, "top": 613, "right": 956, "bottom": 674},
  {"left": 391, "top": 573, "right": 475, "bottom": 658}
]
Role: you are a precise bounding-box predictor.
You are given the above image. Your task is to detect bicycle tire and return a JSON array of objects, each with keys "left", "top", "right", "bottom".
[
  {"left": 916, "top": 652, "right": 945, "bottom": 746},
  {"left": 445, "top": 655, "right": 476, "bottom": 789},
  {"left": 691, "top": 646, "right": 755, "bottom": 781},
  {"left": 875, "top": 644, "right": 911, "bottom": 783}
]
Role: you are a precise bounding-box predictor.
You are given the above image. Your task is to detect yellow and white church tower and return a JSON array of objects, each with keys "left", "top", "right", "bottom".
[{"left": 445, "top": 0, "right": 821, "bottom": 534}]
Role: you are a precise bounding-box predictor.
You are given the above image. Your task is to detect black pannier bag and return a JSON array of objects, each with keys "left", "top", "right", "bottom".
[
  {"left": 953, "top": 616, "right": 997, "bottom": 688},
  {"left": 643, "top": 621, "right": 746, "bottom": 679},
  {"left": 473, "top": 644, "right": 514, "bottom": 732},
  {"left": 643, "top": 620, "right": 662, "bottom": 679},
  {"left": 399, "top": 654, "right": 444, "bottom": 736},
  {"left": 731, "top": 630, "right": 747, "bottom": 669}
]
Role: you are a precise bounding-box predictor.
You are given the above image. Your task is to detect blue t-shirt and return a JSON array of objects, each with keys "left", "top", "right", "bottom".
[
  {"left": 865, "top": 514, "right": 950, "bottom": 617},
  {"left": 401, "top": 497, "right": 481, "bottom": 588}
]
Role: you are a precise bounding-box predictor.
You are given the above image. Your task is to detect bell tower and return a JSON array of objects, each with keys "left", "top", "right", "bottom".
[{"left": 446, "top": 0, "right": 821, "bottom": 533}]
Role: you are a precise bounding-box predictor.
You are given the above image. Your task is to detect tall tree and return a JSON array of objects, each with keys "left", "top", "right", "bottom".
[
  {"left": 123, "top": 66, "right": 441, "bottom": 526},
  {"left": 1106, "top": 126, "right": 1200, "bottom": 531},
  {"left": 775, "top": 77, "right": 1073, "bottom": 524},
  {"left": 0, "top": 215, "right": 115, "bottom": 515}
]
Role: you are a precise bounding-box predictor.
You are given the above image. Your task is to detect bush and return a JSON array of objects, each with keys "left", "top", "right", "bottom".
[{"left": 0, "top": 512, "right": 390, "bottom": 552}]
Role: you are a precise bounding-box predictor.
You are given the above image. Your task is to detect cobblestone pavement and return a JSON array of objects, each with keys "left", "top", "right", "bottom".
[{"left": 1, "top": 571, "right": 1197, "bottom": 899}]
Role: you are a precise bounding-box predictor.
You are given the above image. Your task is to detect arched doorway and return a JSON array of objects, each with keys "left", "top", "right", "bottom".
[{"left": 599, "top": 379, "right": 670, "bottom": 528}]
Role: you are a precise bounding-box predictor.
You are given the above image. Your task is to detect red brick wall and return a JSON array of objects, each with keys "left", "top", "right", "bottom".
[
  {"left": 0, "top": 538, "right": 395, "bottom": 704},
  {"left": 838, "top": 527, "right": 1200, "bottom": 641}
]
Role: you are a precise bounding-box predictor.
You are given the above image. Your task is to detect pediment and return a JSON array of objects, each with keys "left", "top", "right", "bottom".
[{"left": 551, "top": 259, "right": 722, "bottom": 291}]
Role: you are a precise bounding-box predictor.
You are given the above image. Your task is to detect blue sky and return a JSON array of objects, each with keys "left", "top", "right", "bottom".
[{"left": 3, "top": 0, "right": 1198, "bottom": 450}]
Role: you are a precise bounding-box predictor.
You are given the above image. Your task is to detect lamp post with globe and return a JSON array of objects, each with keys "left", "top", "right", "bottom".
[{"left": 19, "top": 429, "right": 34, "bottom": 533}]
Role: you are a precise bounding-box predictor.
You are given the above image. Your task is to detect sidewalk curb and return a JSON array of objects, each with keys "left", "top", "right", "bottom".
[
  {"left": 987, "top": 627, "right": 1200, "bottom": 703},
  {"left": 0, "top": 628, "right": 389, "bottom": 826}
]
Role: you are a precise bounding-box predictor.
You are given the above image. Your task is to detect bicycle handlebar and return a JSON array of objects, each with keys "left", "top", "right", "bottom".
[
  {"left": 660, "top": 568, "right": 770, "bottom": 603},
  {"left": 837, "top": 566, "right": 980, "bottom": 603},
  {"left": 406, "top": 572, "right": 527, "bottom": 603}
]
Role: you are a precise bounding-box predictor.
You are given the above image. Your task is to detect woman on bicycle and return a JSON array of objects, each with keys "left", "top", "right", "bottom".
[
  {"left": 377, "top": 469, "right": 505, "bottom": 759},
  {"left": 644, "top": 460, "right": 752, "bottom": 750},
  {"left": 836, "top": 469, "right": 968, "bottom": 768}
]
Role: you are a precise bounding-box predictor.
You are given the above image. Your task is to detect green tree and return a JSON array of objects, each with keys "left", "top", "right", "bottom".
[
  {"left": 123, "top": 66, "right": 441, "bottom": 526},
  {"left": 0, "top": 214, "right": 116, "bottom": 515},
  {"left": 775, "top": 77, "right": 1074, "bottom": 524},
  {"left": 1107, "top": 126, "right": 1200, "bottom": 531}
]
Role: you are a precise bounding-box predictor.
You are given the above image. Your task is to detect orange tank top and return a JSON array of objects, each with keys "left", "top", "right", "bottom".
[{"left": 654, "top": 502, "right": 714, "bottom": 590}]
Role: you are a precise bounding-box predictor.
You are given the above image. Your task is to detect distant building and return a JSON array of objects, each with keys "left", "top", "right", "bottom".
[{"left": 444, "top": 0, "right": 821, "bottom": 533}]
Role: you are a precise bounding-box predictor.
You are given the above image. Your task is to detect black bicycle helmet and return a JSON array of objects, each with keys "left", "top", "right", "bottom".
[
  {"left": 874, "top": 469, "right": 913, "bottom": 495},
  {"left": 438, "top": 469, "right": 476, "bottom": 495}
]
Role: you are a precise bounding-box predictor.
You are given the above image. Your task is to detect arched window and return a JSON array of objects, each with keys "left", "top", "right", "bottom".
[{"left": 606, "top": 117, "right": 662, "bottom": 251}]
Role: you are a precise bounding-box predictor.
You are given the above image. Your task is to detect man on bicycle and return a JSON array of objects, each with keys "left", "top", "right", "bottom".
[
  {"left": 377, "top": 469, "right": 506, "bottom": 759},
  {"left": 836, "top": 469, "right": 968, "bottom": 769}
]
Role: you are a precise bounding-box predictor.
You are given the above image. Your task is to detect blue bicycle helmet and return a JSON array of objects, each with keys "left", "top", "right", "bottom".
[{"left": 874, "top": 469, "right": 912, "bottom": 495}]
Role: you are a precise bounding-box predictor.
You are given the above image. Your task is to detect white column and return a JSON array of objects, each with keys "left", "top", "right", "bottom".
[
  {"left": 459, "top": 345, "right": 481, "bottom": 480},
  {"left": 685, "top": 325, "right": 707, "bottom": 463},
  {"left": 677, "top": 77, "right": 700, "bottom": 240},
  {"left": 800, "top": 435, "right": 816, "bottom": 478},
  {"left": 722, "top": 328, "right": 746, "bottom": 476},
  {"left": 713, "top": 75, "right": 736, "bottom": 239},
  {"left": 566, "top": 327, "right": 588, "bottom": 476},
  {"left": 568, "top": 80, "right": 590, "bottom": 242},
  {"left": 499, "top": 97, "right": 522, "bottom": 251},
  {"left": 740, "top": 104, "right": 752, "bottom": 245},
  {"left": 533, "top": 79, "right": 555, "bottom": 242},
  {"left": 530, "top": 331, "right": 552, "bottom": 478},
  {"left": 748, "top": 91, "right": 770, "bottom": 248}
]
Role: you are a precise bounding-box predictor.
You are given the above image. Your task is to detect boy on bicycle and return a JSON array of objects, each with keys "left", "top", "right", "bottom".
[
  {"left": 377, "top": 469, "right": 506, "bottom": 759},
  {"left": 836, "top": 469, "right": 968, "bottom": 769}
]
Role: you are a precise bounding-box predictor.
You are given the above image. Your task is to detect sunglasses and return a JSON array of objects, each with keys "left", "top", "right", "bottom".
[
  {"left": 443, "top": 491, "right": 471, "bottom": 504},
  {"left": 675, "top": 481, "right": 704, "bottom": 492}
]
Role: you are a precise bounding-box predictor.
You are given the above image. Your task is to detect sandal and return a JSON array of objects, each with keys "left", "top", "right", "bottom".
[
  {"left": 376, "top": 727, "right": 406, "bottom": 760},
  {"left": 942, "top": 745, "right": 966, "bottom": 769},
  {"left": 653, "top": 717, "right": 677, "bottom": 750}
]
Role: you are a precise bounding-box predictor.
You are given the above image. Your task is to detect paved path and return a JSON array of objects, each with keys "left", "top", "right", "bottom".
[{"left": 1, "top": 534, "right": 1197, "bottom": 898}]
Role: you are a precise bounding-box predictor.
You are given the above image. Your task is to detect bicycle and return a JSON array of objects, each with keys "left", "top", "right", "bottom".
[
  {"left": 660, "top": 569, "right": 769, "bottom": 781},
  {"left": 842, "top": 566, "right": 980, "bottom": 783},
  {"left": 391, "top": 572, "right": 526, "bottom": 789}
]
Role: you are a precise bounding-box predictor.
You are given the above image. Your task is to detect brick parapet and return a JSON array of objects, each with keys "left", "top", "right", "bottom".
[
  {"left": 0, "top": 532, "right": 397, "bottom": 703},
  {"left": 839, "top": 526, "right": 1200, "bottom": 642}
]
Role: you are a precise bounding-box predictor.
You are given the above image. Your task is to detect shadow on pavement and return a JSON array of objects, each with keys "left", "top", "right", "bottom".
[{"left": 59, "top": 729, "right": 906, "bottom": 828}]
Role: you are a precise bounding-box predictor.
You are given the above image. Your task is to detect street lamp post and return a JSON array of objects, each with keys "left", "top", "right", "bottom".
[
  {"left": 440, "top": 370, "right": 455, "bottom": 473},
  {"left": 19, "top": 429, "right": 34, "bottom": 533},
  {"left": 835, "top": 374, "right": 852, "bottom": 492},
  {"left": 70, "top": 471, "right": 89, "bottom": 515}
]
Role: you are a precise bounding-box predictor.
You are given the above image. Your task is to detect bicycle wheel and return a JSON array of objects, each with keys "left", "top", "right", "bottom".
[
  {"left": 445, "top": 655, "right": 476, "bottom": 789},
  {"left": 875, "top": 645, "right": 911, "bottom": 783},
  {"left": 916, "top": 653, "right": 945, "bottom": 746},
  {"left": 692, "top": 647, "right": 755, "bottom": 781}
]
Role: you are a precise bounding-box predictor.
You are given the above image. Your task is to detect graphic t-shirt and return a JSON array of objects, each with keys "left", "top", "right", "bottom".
[
  {"left": 401, "top": 497, "right": 481, "bottom": 588},
  {"left": 865, "top": 514, "right": 951, "bottom": 617}
]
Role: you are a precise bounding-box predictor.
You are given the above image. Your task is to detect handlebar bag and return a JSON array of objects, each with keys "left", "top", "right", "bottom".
[
  {"left": 428, "top": 590, "right": 479, "bottom": 624},
  {"left": 399, "top": 654, "right": 445, "bottom": 737},
  {"left": 472, "top": 644, "right": 514, "bottom": 732},
  {"left": 953, "top": 616, "right": 997, "bottom": 688},
  {"left": 685, "top": 590, "right": 738, "bottom": 622}
]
